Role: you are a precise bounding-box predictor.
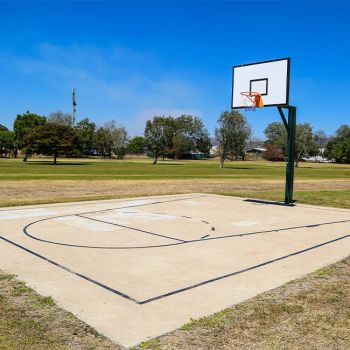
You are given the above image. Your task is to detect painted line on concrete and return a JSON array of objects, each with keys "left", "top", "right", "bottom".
[
  {"left": 138, "top": 232, "right": 350, "bottom": 304},
  {"left": 0, "top": 235, "right": 141, "bottom": 304},
  {"left": 2, "top": 232, "right": 350, "bottom": 306},
  {"left": 0, "top": 194, "right": 206, "bottom": 212},
  {"left": 79, "top": 194, "right": 207, "bottom": 216},
  {"left": 77, "top": 214, "right": 186, "bottom": 243},
  {"left": 23, "top": 216, "right": 350, "bottom": 250}
]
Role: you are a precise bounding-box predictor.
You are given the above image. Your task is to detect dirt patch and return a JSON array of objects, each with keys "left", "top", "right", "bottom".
[{"left": 1, "top": 179, "right": 349, "bottom": 207}]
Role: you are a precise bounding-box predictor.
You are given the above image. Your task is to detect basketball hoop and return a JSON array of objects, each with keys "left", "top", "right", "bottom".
[{"left": 240, "top": 92, "right": 264, "bottom": 111}]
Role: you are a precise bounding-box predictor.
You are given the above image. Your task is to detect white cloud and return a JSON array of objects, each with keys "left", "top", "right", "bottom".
[{"left": 8, "top": 43, "right": 205, "bottom": 135}]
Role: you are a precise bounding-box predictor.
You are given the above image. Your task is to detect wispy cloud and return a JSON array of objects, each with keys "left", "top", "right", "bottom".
[{"left": 7, "top": 43, "right": 205, "bottom": 134}]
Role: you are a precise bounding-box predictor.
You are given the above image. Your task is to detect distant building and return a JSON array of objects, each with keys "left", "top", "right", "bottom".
[
  {"left": 245, "top": 147, "right": 266, "bottom": 154},
  {"left": 302, "top": 148, "right": 332, "bottom": 163}
]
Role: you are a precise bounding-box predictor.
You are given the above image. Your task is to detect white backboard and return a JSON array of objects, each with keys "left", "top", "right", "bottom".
[{"left": 231, "top": 58, "right": 290, "bottom": 109}]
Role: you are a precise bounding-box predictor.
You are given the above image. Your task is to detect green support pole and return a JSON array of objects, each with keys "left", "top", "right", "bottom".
[{"left": 284, "top": 106, "right": 296, "bottom": 204}]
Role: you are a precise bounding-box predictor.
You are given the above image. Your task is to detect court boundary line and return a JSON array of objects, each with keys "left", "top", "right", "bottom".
[
  {"left": 2, "top": 194, "right": 350, "bottom": 304},
  {"left": 1, "top": 233, "right": 350, "bottom": 305},
  {"left": 2, "top": 192, "right": 350, "bottom": 214}
]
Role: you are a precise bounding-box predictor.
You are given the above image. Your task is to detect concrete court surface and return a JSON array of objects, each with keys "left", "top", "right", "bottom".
[{"left": 0, "top": 193, "right": 350, "bottom": 347}]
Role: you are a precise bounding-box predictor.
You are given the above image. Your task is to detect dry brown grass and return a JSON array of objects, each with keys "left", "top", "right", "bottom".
[
  {"left": 0, "top": 271, "right": 122, "bottom": 350},
  {"left": 137, "top": 257, "right": 350, "bottom": 350},
  {"left": 1, "top": 179, "right": 350, "bottom": 207},
  {"left": 1, "top": 241, "right": 350, "bottom": 350}
]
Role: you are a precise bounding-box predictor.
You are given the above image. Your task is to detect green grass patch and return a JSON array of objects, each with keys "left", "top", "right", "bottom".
[
  {"left": 216, "top": 189, "right": 350, "bottom": 209},
  {"left": 181, "top": 309, "right": 232, "bottom": 331},
  {"left": 138, "top": 339, "right": 162, "bottom": 349},
  {"left": 314, "top": 264, "right": 342, "bottom": 278},
  {"left": 1, "top": 158, "right": 349, "bottom": 181}
]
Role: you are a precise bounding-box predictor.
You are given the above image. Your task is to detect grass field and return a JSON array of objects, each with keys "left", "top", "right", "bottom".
[
  {"left": 0, "top": 158, "right": 349, "bottom": 208},
  {"left": 1, "top": 158, "right": 350, "bottom": 181}
]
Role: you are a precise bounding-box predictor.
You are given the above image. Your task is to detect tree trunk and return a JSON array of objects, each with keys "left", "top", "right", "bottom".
[
  {"left": 53, "top": 152, "right": 57, "bottom": 165},
  {"left": 220, "top": 157, "right": 225, "bottom": 168},
  {"left": 23, "top": 154, "right": 28, "bottom": 162},
  {"left": 295, "top": 151, "right": 302, "bottom": 167},
  {"left": 153, "top": 153, "right": 158, "bottom": 165}
]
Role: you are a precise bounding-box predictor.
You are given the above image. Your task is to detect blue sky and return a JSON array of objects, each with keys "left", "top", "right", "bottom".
[{"left": 0, "top": 1, "right": 349, "bottom": 139}]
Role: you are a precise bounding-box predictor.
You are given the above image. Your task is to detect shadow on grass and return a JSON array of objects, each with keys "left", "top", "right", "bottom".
[
  {"left": 222, "top": 166, "right": 252, "bottom": 170},
  {"left": 155, "top": 162, "right": 185, "bottom": 166},
  {"left": 25, "top": 161, "right": 90, "bottom": 166}
]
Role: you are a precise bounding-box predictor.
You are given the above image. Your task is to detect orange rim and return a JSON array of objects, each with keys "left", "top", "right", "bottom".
[{"left": 240, "top": 91, "right": 261, "bottom": 97}]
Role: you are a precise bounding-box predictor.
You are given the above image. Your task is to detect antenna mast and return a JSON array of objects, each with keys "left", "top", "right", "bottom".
[{"left": 72, "top": 88, "right": 77, "bottom": 126}]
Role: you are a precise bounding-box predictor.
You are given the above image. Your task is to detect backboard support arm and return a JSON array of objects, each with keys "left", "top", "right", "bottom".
[{"left": 277, "top": 106, "right": 288, "bottom": 131}]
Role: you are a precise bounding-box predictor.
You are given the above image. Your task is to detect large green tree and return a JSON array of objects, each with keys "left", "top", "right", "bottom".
[
  {"left": 215, "top": 110, "right": 251, "bottom": 168},
  {"left": 23, "top": 123, "right": 77, "bottom": 164},
  {"left": 0, "top": 129, "right": 15, "bottom": 158},
  {"left": 294, "top": 123, "right": 318, "bottom": 166},
  {"left": 144, "top": 116, "right": 172, "bottom": 164},
  {"left": 325, "top": 125, "right": 350, "bottom": 163},
  {"left": 13, "top": 111, "right": 46, "bottom": 160},
  {"left": 94, "top": 126, "right": 112, "bottom": 158},
  {"left": 172, "top": 115, "right": 210, "bottom": 159},
  {"left": 127, "top": 136, "right": 146, "bottom": 154},
  {"left": 144, "top": 115, "right": 210, "bottom": 163},
  {"left": 0, "top": 124, "right": 8, "bottom": 132},
  {"left": 93, "top": 121, "right": 128, "bottom": 159},
  {"left": 76, "top": 118, "right": 96, "bottom": 155},
  {"left": 108, "top": 121, "right": 128, "bottom": 159},
  {"left": 264, "top": 122, "right": 287, "bottom": 153},
  {"left": 264, "top": 122, "right": 318, "bottom": 166}
]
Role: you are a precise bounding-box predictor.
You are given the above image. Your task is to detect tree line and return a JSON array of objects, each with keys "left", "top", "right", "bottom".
[
  {"left": 0, "top": 110, "right": 349, "bottom": 165},
  {"left": 262, "top": 121, "right": 350, "bottom": 166},
  {"left": 0, "top": 111, "right": 211, "bottom": 164}
]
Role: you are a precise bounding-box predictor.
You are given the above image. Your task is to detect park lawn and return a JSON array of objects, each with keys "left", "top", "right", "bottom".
[
  {"left": 0, "top": 158, "right": 350, "bottom": 181},
  {"left": 223, "top": 190, "right": 350, "bottom": 209},
  {"left": 0, "top": 158, "right": 349, "bottom": 208}
]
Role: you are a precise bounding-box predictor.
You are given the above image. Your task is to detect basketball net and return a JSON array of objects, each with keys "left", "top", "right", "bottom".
[{"left": 240, "top": 92, "right": 264, "bottom": 111}]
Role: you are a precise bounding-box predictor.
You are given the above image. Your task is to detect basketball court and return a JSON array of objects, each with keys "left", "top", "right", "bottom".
[{"left": 1, "top": 193, "right": 350, "bottom": 347}]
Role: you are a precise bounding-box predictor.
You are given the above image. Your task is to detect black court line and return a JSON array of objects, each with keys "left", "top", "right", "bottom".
[
  {"left": 0, "top": 194, "right": 206, "bottom": 212},
  {"left": 0, "top": 235, "right": 140, "bottom": 304},
  {"left": 77, "top": 214, "right": 186, "bottom": 243},
  {"left": 22, "top": 194, "right": 213, "bottom": 249},
  {"left": 23, "top": 216, "right": 350, "bottom": 250},
  {"left": 1, "top": 233, "right": 350, "bottom": 305},
  {"left": 138, "top": 233, "right": 350, "bottom": 304},
  {"left": 2, "top": 192, "right": 350, "bottom": 216},
  {"left": 77, "top": 194, "right": 206, "bottom": 216}
]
